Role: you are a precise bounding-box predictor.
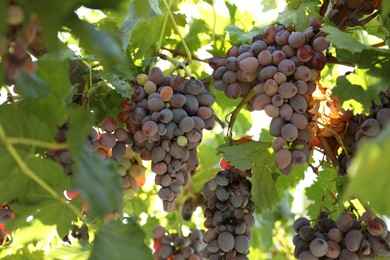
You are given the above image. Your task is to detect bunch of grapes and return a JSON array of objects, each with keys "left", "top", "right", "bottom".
[
  {"left": 293, "top": 210, "right": 390, "bottom": 259},
  {"left": 210, "top": 18, "right": 330, "bottom": 174},
  {"left": 201, "top": 167, "right": 255, "bottom": 260},
  {"left": 48, "top": 118, "right": 145, "bottom": 199},
  {"left": 322, "top": 0, "right": 382, "bottom": 28},
  {"left": 152, "top": 226, "right": 205, "bottom": 260},
  {"left": 117, "top": 67, "right": 215, "bottom": 211},
  {"left": 0, "top": 205, "right": 15, "bottom": 245},
  {"left": 339, "top": 89, "right": 390, "bottom": 175},
  {"left": 1, "top": 1, "right": 39, "bottom": 85}
]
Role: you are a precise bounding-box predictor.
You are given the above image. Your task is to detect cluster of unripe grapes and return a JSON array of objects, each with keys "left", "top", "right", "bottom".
[
  {"left": 1, "top": 1, "right": 39, "bottom": 85},
  {"left": 117, "top": 67, "right": 215, "bottom": 211},
  {"left": 210, "top": 18, "right": 330, "bottom": 174},
  {"left": 326, "top": 0, "right": 382, "bottom": 28},
  {"left": 339, "top": 89, "right": 390, "bottom": 175},
  {"left": 293, "top": 210, "right": 390, "bottom": 259},
  {"left": 202, "top": 167, "right": 255, "bottom": 260},
  {"left": 152, "top": 226, "right": 205, "bottom": 260}
]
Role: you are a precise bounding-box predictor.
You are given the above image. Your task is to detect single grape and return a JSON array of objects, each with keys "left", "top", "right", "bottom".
[
  {"left": 160, "top": 86, "right": 174, "bottom": 101},
  {"left": 275, "top": 29, "right": 290, "bottom": 45},
  {"left": 272, "top": 94, "right": 285, "bottom": 107},
  {"left": 234, "top": 235, "right": 250, "bottom": 254},
  {"left": 293, "top": 66, "right": 312, "bottom": 82},
  {"left": 361, "top": 118, "right": 380, "bottom": 137},
  {"left": 344, "top": 229, "right": 363, "bottom": 252},
  {"left": 222, "top": 70, "right": 237, "bottom": 84},
  {"left": 288, "top": 32, "right": 306, "bottom": 49},
  {"left": 101, "top": 117, "right": 117, "bottom": 132},
  {"left": 273, "top": 72, "right": 287, "bottom": 85},
  {"left": 278, "top": 82, "right": 297, "bottom": 99},
  {"left": 293, "top": 217, "right": 310, "bottom": 233},
  {"left": 326, "top": 240, "right": 341, "bottom": 258},
  {"left": 144, "top": 80, "right": 157, "bottom": 94},
  {"left": 251, "top": 40, "right": 267, "bottom": 56},
  {"left": 263, "top": 25, "right": 276, "bottom": 44},
  {"left": 297, "top": 45, "right": 314, "bottom": 62},
  {"left": 239, "top": 57, "right": 259, "bottom": 73},
  {"left": 259, "top": 66, "right": 278, "bottom": 81},
  {"left": 264, "top": 79, "right": 279, "bottom": 96},
  {"left": 290, "top": 113, "right": 309, "bottom": 130},
  {"left": 225, "top": 82, "right": 242, "bottom": 99},
  {"left": 277, "top": 59, "right": 296, "bottom": 76},
  {"left": 112, "top": 142, "right": 126, "bottom": 161},
  {"left": 292, "top": 150, "right": 307, "bottom": 165},
  {"left": 258, "top": 50, "right": 272, "bottom": 66},
  {"left": 196, "top": 91, "right": 215, "bottom": 106},
  {"left": 311, "top": 52, "right": 327, "bottom": 71},
  {"left": 282, "top": 44, "right": 296, "bottom": 57},
  {"left": 377, "top": 108, "right": 390, "bottom": 128},
  {"left": 272, "top": 50, "right": 286, "bottom": 65},
  {"left": 270, "top": 117, "right": 285, "bottom": 136},
  {"left": 217, "top": 232, "right": 235, "bottom": 252},
  {"left": 336, "top": 212, "right": 354, "bottom": 233},
  {"left": 280, "top": 104, "right": 294, "bottom": 121},
  {"left": 264, "top": 104, "right": 280, "bottom": 118},
  {"left": 148, "top": 67, "right": 164, "bottom": 85},
  {"left": 252, "top": 94, "right": 271, "bottom": 110},
  {"left": 142, "top": 121, "right": 159, "bottom": 137},
  {"left": 309, "top": 238, "right": 328, "bottom": 257},
  {"left": 184, "top": 94, "right": 199, "bottom": 115},
  {"left": 281, "top": 123, "right": 298, "bottom": 142},
  {"left": 313, "top": 36, "right": 330, "bottom": 52},
  {"left": 197, "top": 107, "right": 213, "bottom": 120},
  {"left": 147, "top": 97, "right": 165, "bottom": 112},
  {"left": 99, "top": 132, "right": 116, "bottom": 149},
  {"left": 275, "top": 149, "right": 292, "bottom": 169}
]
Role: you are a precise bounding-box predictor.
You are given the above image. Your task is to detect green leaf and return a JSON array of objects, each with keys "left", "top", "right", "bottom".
[
  {"left": 305, "top": 164, "right": 339, "bottom": 220},
  {"left": 48, "top": 240, "right": 91, "bottom": 260},
  {"left": 344, "top": 126, "right": 390, "bottom": 215},
  {"left": 217, "top": 141, "right": 279, "bottom": 210},
  {"left": 226, "top": 25, "right": 265, "bottom": 45},
  {"left": 178, "top": 19, "right": 210, "bottom": 54},
  {"left": 119, "top": 0, "right": 162, "bottom": 50},
  {"left": 67, "top": 107, "right": 94, "bottom": 156},
  {"left": 71, "top": 146, "right": 122, "bottom": 219},
  {"left": 89, "top": 218, "right": 153, "bottom": 260},
  {"left": 381, "top": 1, "right": 390, "bottom": 31},
  {"left": 68, "top": 18, "right": 125, "bottom": 70},
  {"left": 0, "top": 150, "right": 69, "bottom": 202},
  {"left": 7, "top": 198, "right": 76, "bottom": 237},
  {"left": 14, "top": 72, "right": 50, "bottom": 98},
  {"left": 0, "top": 105, "right": 53, "bottom": 149},
  {"left": 261, "top": 0, "right": 277, "bottom": 12},
  {"left": 322, "top": 26, "right": 390, "bottom": 114},
  {"left": 18, "top": 48, "right": 72, "bottom": 138},
  {"left": 105, "top": 73, "right": 133, "bottom": 98},
  {"left": 278, "top": 0, "right": 319, "bottom": 31}
]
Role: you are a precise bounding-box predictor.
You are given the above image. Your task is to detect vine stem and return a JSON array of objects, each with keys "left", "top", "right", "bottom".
[
  {"left": 0, "top": 123, "right": 85, "bottom": 222},
  {"left": 5, "top": 137, "right": 68, "bottom": 150},
  {"left": 158, "top": 53, "right": 193, "bottom": 78},
  {"left": 161, "top": 0, "right": 192, "bottom": 63},
  {"left": 226, "top": 89, "right": 256, "bottom": 141},
  {"left": 156, "top": 0, "right": 171, "bottom": 53}
]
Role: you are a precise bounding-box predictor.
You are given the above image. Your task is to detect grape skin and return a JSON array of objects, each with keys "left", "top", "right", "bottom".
[
  {"left": 281, "top": 123, "right": 298, "bottom": 142},
  {"left": 275, "top": 149, "right": 292, "bottom": 169}
]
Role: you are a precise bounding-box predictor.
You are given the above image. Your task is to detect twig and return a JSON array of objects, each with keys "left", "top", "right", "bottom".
[
  {"left": 213, "top": 114, "right": 226, "bottom": 129},
  {"left": 161, "top": 0, "right": 192, "bottom": 63},
  {"left": 161, "top": 47, "right": 205, "bottom": 63},
  {"left": 226, "top": 89, "right": 256, "bottom": 141},
  {"left": 5, "top": 138, "right": 69, "bottom": 150},
  {"left": 158, "top": 53, "right": 193, "bottom": 78}
]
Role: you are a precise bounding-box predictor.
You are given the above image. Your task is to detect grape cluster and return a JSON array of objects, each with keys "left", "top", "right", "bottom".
[
  {"left": 293, "top": 211, "right": 390, "bottom": 259},
  {"left": 339, "top": 89, "right": 390, "bottom": 175},
  {"left": 201, "top": 168, "right": 255, "bottom": 260},
  {"left": 48, "top": 118, "right": 145, "bottom": 199},
  {"left": 1, "top": 2, "right": 39, "bottom": 85},
  {"left": 0, "top": 205, "right": 14, "bottom": 245},
  {"left": 211, "top": 19, "right": 329, "bottom": 174},
  {"left": 118, "top": 67, "right": 215, "bottom": 211},
  {"left": 325, "top": 0, "right": 382, "bottom": 28},
  {"left": 152, "top": 226, "right": 205, "bottom": 260}
]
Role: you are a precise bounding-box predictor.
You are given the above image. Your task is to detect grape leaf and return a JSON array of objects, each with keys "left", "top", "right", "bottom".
[
  {"left": 71, "top": 146, "right": 122, "bottom": 219},
  {"left": 67, "top": 107, "right": 93, "bottom": 157},
  {"left": 67, "top": 17, "right": 125, "bottom": 70},
  {"left": 344, "top": 126, "right": 390, "bottom": 215},
  {"left": 217, "top": 141, "right": 279, "bottom": 210},
  {"left": 18, "top": 49, "right": 72, "bottom": 138},
  {"left": 305, "top": 163, "right": 339, "bottom": 220},
  {"left": 381, "top": 1, "right": 390, "bottom": 31},
  {"left": 48, "top": 240, "right": 91, "bottom": 260},
  {"left": 7, "top": 198, "right": 76, "bottom": 237},
  {"left": 261, "top": 0, "right": 277, "bottom": 12},
  {"left": 14, "top": 72, "right": 50, "bottom": 98},
  {"left": 278, "top": 0, "right": 319, "bottom": 31},
  {"left": 177, "top": 19, "right": 210, "bottom": 55},
  {"left": 119, "top": 0, "right": 162, "bottom": 50},
  {"left": 321, "top": 26, "right": 390, "bottom": 113},
  {"left": 0, "top": 154, "right": 69, "bottom": 203},
  {"left": 226, "top": 25, "right": 265, "bottom": 45},
  {"left": 89, "top": 218, "right": 153, "bottom": 260}
]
